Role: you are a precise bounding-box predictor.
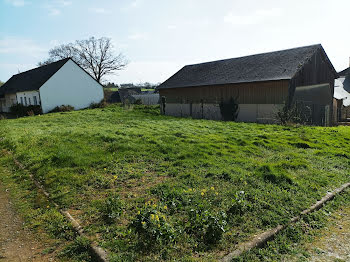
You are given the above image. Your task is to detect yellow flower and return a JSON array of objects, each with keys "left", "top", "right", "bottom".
[
  {"left": 141, "top": 221, "right": 146, "bottom": 226},
  {"left": 189, "top": 188, "right": 192, "bottom": 192},
  {"left": 113, "top": 175, "right": 118, "bottom": 179},
  {"left": 150, "top": 214, "right": 155, "bottom": 220},
  {"left": 155, "top": 215, "right": 159, "bottom": 221},
  {"left": 163, "top": 205, "right": 168, "bottom": 210},
  {"left": 215, "top": 192, "right": 219, "bottom": 196},
  {"left": 152, "top": 204, "right": 157, "bottom": 208},
  {"left": 137, "top": 210, "right": 140, "bottom": 215},
  {"left": 46, "top": 205, "right": 50, "bottom": 208},
  {"left": 210, "top": 186, "right": 215, "bottom": 191},
  {"left": 201, "top": 192, "right": 205, "bottom": 196},
  {"left": 157, "top": 224, "right": 160, "bottom": 228}
]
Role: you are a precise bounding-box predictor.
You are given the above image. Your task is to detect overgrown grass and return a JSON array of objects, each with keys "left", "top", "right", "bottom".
[{"left": 0, "top": 104, "right": 349, "bottom": 261}]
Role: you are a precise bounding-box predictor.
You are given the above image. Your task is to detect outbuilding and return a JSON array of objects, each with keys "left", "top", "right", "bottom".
[
  {"left": 0, "top": 58, "right": 104, "bottom": 113},
  {"left": 158, "top": 44, "right": 337, "bottom": 126}
]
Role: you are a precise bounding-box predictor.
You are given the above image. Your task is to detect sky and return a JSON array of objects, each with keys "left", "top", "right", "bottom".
[{"left": 1, "top": 0, "right": 350, "bottom": 85}]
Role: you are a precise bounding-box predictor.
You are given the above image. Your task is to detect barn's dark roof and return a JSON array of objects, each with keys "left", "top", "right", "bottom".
[
  {"left": 338, "top": 67, "right": 350, "bottom": 77},
  {"left": 159, "top": 44, "right": 335, "bottom": 89},
  {"left": 0, "top": 58, "right": 70, "bottom": 96}
]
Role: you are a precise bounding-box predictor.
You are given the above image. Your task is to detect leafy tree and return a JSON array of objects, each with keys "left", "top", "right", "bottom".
[
  {"left": 0, "top": 80, "right": 4, "bottom": 87},
  {"left": 39, "top": 37, "right": 128, "bottom": 83}
]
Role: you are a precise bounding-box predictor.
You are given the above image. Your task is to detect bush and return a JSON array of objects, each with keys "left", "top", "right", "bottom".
[
  {"left": 90, "top": 100, "right": 107, "bottom": 109},
  {"left": 129, "top": 202, "right": 175, "bottom": 249},
  {"left": 49, "top": 105, "right": 74, "bottom": 113},
  {"left": 186, "top": 205, "right": 227, "bottom": 247},
  {"left": 97, "top": 193, "right": 123, "bottom": 224},
  {"left": 10, "top": 103, "right": 42, "bottom": 117}
]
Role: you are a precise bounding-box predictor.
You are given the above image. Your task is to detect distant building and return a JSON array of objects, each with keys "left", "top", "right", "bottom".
[
  {"left": 334, "top": 66, "right": 350, "bottom": 122},
  {"left": 158, "top": 44, "right": 337, "bottom": 126},
  {"left": 0, "top": 58, "right": 104, "bottom": 113}
]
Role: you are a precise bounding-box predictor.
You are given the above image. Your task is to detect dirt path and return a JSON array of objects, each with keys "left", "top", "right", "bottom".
[
  {"left": 301, "top": 204, "right": 350, "bottom": 262},
  {"left": 0, "top": 183, "right": 55, "bottom": 262}
]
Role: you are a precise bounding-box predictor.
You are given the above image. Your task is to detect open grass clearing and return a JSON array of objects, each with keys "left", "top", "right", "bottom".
[{"left": 0, "top": 104, "right": 349, "bottom": 261}]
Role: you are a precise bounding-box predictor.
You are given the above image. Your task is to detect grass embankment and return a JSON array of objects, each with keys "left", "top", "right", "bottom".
[{"left": 0, "top": 104, "right": 349, "bottom": 261}]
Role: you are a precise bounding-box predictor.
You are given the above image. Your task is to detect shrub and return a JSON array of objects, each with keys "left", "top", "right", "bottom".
[
  {"left": 227, "top": 190, "right": 249, "bottom": 217},
  {"left": 129, "top": 202, "right": 175, "bottom": 249},
  {"left": 97, "top": 193, "right": 123, "bottom": 224},
  {"left": 49, "top": 105, "right": 74, "bottom": 113},
  {"left": 186, "top": 205, "right": 227, "bottom": 247},
  {"left": 10, "top": 103, "right": 42, "bottom": 117},
  {"left": 90, "top": 100, "right": 107, "bottom": 109}
]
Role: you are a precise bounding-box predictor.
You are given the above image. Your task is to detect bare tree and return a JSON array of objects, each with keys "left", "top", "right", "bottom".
[{"left": 39, "top": 37, "right": 128, "bottom": 83}]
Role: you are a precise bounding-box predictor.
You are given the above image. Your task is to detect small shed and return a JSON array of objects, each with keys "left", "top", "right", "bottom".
[{"left": 158, "top": 44, "right": 337, "bottom": 125}]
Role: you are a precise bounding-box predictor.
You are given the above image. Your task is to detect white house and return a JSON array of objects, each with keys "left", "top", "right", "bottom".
[{"left": 0, "top": 58, "right": 104, "bottom": 113}]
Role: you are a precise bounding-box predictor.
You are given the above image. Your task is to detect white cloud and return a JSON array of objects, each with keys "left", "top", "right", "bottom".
[
  {"left": 224, "top": 8, "right": 282, "bottom": 26},
  {"left": 130, "top": 0, "right": 143, "bottom": 8},
  {"left": 5, "top": 0, "right": 29, "bottom": 7},
  {"left": 128, "top": 33, "right": 149, "bottom": 40},
  {"left": 89, "top": 7, "right": 111, "bottom": 14},
  {"left": 48, "top": 8, "right": 61, "bottom": 16},
  {"left": 167, "top": 25, "right": 177, "bottom": 30},
  {"left": 55, "top": 0, "right": 72, "bottom": 6},
  {"left": 0, "top": 37, "right": 46, "bottom": 57},
  {"left": 109, "top": 61, "right": 186, "bottom": 84}
]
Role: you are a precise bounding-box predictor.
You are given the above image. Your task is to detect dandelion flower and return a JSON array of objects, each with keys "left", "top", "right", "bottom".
[
  {"left": 150, "top": 214, "right": 155, "bottom": 220},
  {"left": 104, "top": 168, "right": 107, "bottom": 171},
  {"left": 47, "top": 205, "right": 50, "bottom": 208},
  {"left": 215, "top": 192, "right": 219, "bottom": 196},
  {"left": 141, "top": 221, "right": 146, "bottom": 226},
  {"left": 164, "top": 205, "right": 168, "bottom": 210},
  {"left": 210, "top": 186, "right": 215, "bottom": 191},
  {"left": 201, "top": 192, "right": 205, "bottom": 196}
]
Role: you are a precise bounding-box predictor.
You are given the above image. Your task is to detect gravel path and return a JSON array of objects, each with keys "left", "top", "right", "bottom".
[
  {"left": 0, "top": 183, "right": 55, "bottom": 262},
  {"left": 303, "top": 205, "right": 350, "bottom": 262}
]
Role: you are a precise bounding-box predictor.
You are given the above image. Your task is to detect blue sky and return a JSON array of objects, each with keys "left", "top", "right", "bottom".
[{"left": 1, "top": 0, "right": 350, "bottom": 84}]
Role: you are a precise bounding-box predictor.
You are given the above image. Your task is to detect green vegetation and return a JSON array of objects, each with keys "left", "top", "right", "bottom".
[{"left": 0, "top": 104, "right": 349, "bottom": 261}]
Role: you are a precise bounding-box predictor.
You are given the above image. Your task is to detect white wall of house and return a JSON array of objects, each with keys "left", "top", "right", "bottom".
[
  {"left": 16, "top": 91, "right": 41, "bottom": 106},
  {"left": 39, "top": 59, "right": 104, "bottom": 113},
  {"left": 0, "top": 94, "right": 17, "bottom": 112}
]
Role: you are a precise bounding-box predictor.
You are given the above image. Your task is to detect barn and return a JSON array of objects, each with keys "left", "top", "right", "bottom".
[
  {"left": 0, "top": 58, "right": 104, "bottom": 114},
  {"left": 158, "top": 44, "right": 337, "bottom": 126}
]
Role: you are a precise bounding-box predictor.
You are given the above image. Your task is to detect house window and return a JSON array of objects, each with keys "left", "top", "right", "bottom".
[
  {"left": 20, "top": 97, "right": 23, "bottom": 105},
  {"left": 33, "top": 96, "right": 37, "bottom": 105},
  {"left": 24, "top": 97, "right": 27, "bottom": 106},
  {"left": 28, "top": 98, "right": 31, "bottom": 105}
]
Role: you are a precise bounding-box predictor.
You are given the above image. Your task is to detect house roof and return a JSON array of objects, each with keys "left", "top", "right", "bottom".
[
  {"left": 158, "top": 44, "right": 336, "bottom": 89},
  {"left": 338, "top": 67, "right": 350, "bottom": 77},
  {"left": 0, "top": 58, "right": 70, "bottom": 96}
]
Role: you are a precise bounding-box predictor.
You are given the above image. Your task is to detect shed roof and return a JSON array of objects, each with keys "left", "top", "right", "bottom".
[
  {"left": 338, "top": 67, "right": 350, "bottom": 77},
  {"left": 158, "top": 44, "right": 336, "bottom": 89},
  {"left": 0, "top": 58, "right": 70, "bottom": 96}
]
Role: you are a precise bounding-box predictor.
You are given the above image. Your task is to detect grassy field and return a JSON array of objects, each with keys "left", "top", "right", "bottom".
[{"left": 0, "top": 104, "right": 349, "bottom": 261}]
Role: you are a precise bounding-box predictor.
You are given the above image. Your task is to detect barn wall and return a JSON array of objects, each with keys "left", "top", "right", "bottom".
[
  {"left": 290, "top": 49, "right": 336, "bottom": 125},
  {"left": 159, "top": 80, "right": 288, "bottom": 122}
]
